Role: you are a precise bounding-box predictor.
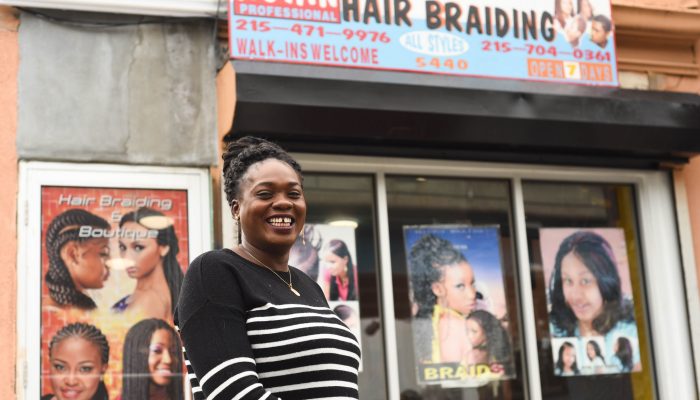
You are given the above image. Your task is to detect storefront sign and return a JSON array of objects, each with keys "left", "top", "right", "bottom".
[
  {"left": 403, "top": 225, "right": 515, "bottom": 387},
  {"left": 540, "top": 228, "right": 642, "bottom": 376},
  {"left": 228, "top": 0, "right": 618, "bottom": 86}
]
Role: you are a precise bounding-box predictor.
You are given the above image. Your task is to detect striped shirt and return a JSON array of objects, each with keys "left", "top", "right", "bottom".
[{"left": 175, "top": 249, "right": 361, "bottom": 400}]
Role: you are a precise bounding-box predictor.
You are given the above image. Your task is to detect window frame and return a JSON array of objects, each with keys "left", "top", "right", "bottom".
[{"left": 295, "top": 153, "right": 695, "bottom": 400}]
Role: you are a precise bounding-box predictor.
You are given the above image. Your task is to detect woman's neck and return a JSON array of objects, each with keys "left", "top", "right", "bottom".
[
  {"left": 238, "top": 243, "right": 290, "bottom": 272},
  {"left": 135, "top": 262, "right": 168, "bottom": 291},
  {"left": 578, "top": 321, "right": 599, "bottom": 337},
  {"left": 338, "top": 268, "right": 349, "bottom": 285}
]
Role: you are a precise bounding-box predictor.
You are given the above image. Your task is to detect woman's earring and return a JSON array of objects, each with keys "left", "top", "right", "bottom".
[
  {"left": 234, "top": 214, "right": 239, "bottom": 221},
  {"left": 301, "top": 227, "right": 306, "bottom": 246}
]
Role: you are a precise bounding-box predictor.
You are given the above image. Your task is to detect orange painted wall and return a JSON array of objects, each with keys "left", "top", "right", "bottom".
[
  {"left": 616, "top": 0, "right": 700, "bottom": 286},
  {"left": 612, "top": 0, "right": 700, "bottom": 9},
  {"left": 616, "top": 0, "right": 700, "bottom": 8},
  {"left": 0, "top": 6, "right": 19, "bottom": 399},
  {"left": 685, "top": 158, "right": 700, "bottom": 293}
]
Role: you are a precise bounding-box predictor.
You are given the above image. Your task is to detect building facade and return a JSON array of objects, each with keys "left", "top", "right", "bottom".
[{"left": 0, "top": 0, "right": 699, "bottom": 398}]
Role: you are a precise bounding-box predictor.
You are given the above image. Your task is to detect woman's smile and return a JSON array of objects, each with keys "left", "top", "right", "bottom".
[
  {"left": 59, "top": 387, "right": 83, "bottom": 399},
  {"left": 267, "top": 216, "right": 294, "bottom": 227},
  {"left": 266, "top": 214, "right": 296, "bottom": 233},
  {"left": 148, "top": 329, "right": 174, "bottom": 387}
]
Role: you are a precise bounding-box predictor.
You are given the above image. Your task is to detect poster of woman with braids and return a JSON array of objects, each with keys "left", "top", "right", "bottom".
[
  {"left": 40, "top": 186, "right": 190, "bottom": 399},
  {"left": 289, "top": 223, "right": 363, "bottom": 353},
  {"left": 403, "top": 225, "right": 515, "bottom": 387}
]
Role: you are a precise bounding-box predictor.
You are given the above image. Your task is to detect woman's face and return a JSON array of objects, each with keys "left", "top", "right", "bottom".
[
  {"left": 148, "top": 329, "right": 175, "bottom": 387},
  {"left": 119, "top": 222, "right": 168, "bottom": 279},
  {"left": 323, "top": 251, "right": 348, "bottom": 277},
  {"left": 433, "top": 261, "right": 477, "bottom": 315},
  {"left": 49, "top": 337, "right": 105, "bottom": 400},
  {"left": 466, "top": 318, "right": 486, "bottom": 348},
  {"left": 66, "top": 238, "right": 110, "bottom": 291},
  {"left": 586, "top": 342, "right": 596, "bottom": 359},
  {"left": 234, "top": 159, "right": 307, "bottom": 252},
  {"left": 562, "top": 345, "right": 576, "bottom": 368},
  {"left": 561, "top": 252, "right": 604, "bottom": 326}
]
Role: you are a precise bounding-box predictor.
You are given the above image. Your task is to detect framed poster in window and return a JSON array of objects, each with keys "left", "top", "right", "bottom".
[{"left": 16, "top": 162, "right": 212, "bottom": 400}]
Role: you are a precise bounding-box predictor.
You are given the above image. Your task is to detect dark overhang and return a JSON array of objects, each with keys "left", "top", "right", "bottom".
[{"left": 231, "top": 62, "right": 700, "bottom": 169}]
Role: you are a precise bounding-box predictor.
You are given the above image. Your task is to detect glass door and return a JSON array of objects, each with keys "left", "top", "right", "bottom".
[
  {"left": 522, "top": 181, "right": 654, "bottom": 399},
  {"left": 294, "top": 154, "right": 695, "bottom": 400},
  {"left": 385, "top": 175, "right": 526, "bottom": 399}
]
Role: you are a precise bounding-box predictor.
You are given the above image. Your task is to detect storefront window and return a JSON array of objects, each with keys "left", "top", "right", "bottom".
[
  {"left": 386, "top": 175, "right": 526, "bottom": 399},
  {"left": 301, "top": 172, "right": 387, "bottom": 398},
  {"left": 523, "top": 182, "right": 655, "bottom": 399}
]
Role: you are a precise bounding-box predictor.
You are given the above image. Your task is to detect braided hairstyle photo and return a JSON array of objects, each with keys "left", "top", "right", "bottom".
[
  {"left": 122, "top": 318, "right": 184, "bottom": 400},
  {"left": 45, "top": 209, "right": 111, "bottom": 310},
  {"left": 119, "top": 207, "right": 183, "bottom": 314},
  {"left": 407, "top": 234, "right": 470, "bottom": 363},
  {"left": 408, "top": 233, "right": 468, "bottom": 319},
  {"left": 47, "top": 322, "right": 110, "bottom": 400}
]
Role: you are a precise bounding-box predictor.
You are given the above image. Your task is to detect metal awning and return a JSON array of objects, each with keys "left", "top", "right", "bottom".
[{"left": 231, "top": 62, "right": 700, "bottom": 168}]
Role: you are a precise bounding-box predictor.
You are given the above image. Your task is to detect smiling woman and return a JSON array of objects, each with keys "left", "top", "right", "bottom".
[
  {"left": 121, "top": 318, "right": 184, "bottom": 400},
  {"left": 43, "top": 323, "right": 110, "bottom": 400},
  {"left": 175, "top": 136, "right": 361, "bottom": 400},
  {"left": 548, "top": 231, "right": 635, "bottom": 338}
]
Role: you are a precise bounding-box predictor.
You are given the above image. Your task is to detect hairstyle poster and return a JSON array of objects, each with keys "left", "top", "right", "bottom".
[
  {"left": 403, "top": 225, "right": 515, "bottom": 387},
  {"left": 540, "top": 228, "right": 642, "bottom": 376},
  {"left": 40, "top": 186, "right": 189, "bottom": 399},
  {"left": 290, "top": 223, "right": 362, "bottom": 350}
]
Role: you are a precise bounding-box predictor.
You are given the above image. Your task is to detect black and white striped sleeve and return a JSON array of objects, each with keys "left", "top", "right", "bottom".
[{"left": 175, "top": 254, "right": 279, "bottom": 400}]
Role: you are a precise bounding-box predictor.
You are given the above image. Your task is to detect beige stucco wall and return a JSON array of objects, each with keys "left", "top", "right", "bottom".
[{"left": 0, "top": 5, "right": 18, "bottom": 399}]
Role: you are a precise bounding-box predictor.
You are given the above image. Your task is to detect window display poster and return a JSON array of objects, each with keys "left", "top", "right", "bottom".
[
  {"left": 40, "top": 186, "right": 189, "bottom": 399},
  {"left": 540, "top": 228, "right": 642, "bottom": 376},
  {"left": 229, "top": 0, "right": 618, "bottom": 86},
  {"left": 289, "top": 224, "right": 363, "bottom": 353},
  {"left": 403, "top": 225, "right": 515, "bottom": 387}
]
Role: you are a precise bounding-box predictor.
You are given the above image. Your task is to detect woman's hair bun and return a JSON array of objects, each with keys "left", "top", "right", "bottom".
[{"left": 222, "top": 136, "right": 303, "bottom": 206}]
